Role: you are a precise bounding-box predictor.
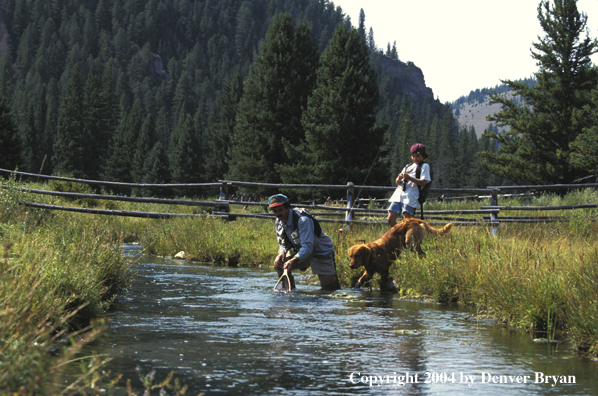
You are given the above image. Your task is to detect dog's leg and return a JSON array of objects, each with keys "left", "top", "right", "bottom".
[
  {"left": 355, "top": 271, "right": 371, "bottom": 288},
  {"left": 406, "top": 227, "right": 426, "bottom": 258},
  {"left": 379, "top": 269, "right": 390, "bottom": 291}
]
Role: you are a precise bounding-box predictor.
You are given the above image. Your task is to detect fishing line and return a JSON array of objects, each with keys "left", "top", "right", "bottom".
[{"left": 349, "top": 110, "right": 400, "bottom": 211}]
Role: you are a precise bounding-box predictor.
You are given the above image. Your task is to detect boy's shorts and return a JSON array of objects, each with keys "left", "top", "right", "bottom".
[
  {"left": 388, "top": 202, "right": 415, "bottom": 216},
  {"left": 306, "top": 253, "right": 337, "bottom": 276}
]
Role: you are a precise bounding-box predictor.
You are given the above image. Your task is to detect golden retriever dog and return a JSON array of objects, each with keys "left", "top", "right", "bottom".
[{"left": 348, "top": 218, "right": 453, "bottom": 290}]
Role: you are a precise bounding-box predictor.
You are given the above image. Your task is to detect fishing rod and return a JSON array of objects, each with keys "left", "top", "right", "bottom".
[{"left": 349, "top": 110, "right": 401, "bottom": 212}]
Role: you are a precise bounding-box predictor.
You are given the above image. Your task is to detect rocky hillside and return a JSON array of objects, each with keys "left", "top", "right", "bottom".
[
  {"left": 451, "top": 78, "right": 535, "bottom": 137},
  {"left": 453, "top": 93, "right": 512, "bottom": 137},
  {"left": 377, "top": 56, "right": 435, "bottom": 105}
]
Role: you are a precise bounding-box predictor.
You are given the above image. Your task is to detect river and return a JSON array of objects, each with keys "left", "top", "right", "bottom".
[{"left": 60, "top": 245, "right": 598, "bottom": 395}]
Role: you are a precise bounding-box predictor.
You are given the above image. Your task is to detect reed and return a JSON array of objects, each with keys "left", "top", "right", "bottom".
[{"left": 0, "top": 177, "right": 132, "bottom": 393}]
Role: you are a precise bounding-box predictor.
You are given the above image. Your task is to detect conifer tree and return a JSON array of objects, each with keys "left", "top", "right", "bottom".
[
  {"left": 367, "top": 27, "right": 376, "bottom": 51},
  {"left": 357, "top": 9, "right": 366, "bottom": 42},
  {"left": 141, "top": 141, "right": 171, "bottom": 197},
  {"left": 390, "top": 101, "right": 414, "bottom": 179},
  {"left": 40, "top": 78, "right": 59, "bottom": 175},
  {"left": 204, "top": 68, "right": 243, "bottom": 182},
  {"left": 169, "top": 108, "right": 203, "bottom": 194},
  {"left": 0, "top": 51, "right": 15, "bottom": 99},
  {"left": 83, "top": 62, "right": 105, "bottom": 179},
  {"left": 228, "top": 14, "right": 318, "bottom": 186},
  {"left": 15, "top": 90, "right": 36, "bottom": 172},
  {"left": 131, "top": 114, "right": 156, "bottom": 185},
  {"left": 482, "top": 0, "right": 598, "bottom": 184},
  {"left": 570, "top": 85, "right": 598, "bottom": 181},
  {"left": 0, "top": 100, "right": 21, "bottom": 170},
  {"left": 436, "top": 109, "right": 458, "bottom": 187},
  {"left": 53, "top": 64, "right": 90, "bottom": 178},
  {"left": 301, "top": 23, "right": 385, "bottom": 186},
  {"left": 102, "top": 106, "right": 142, "bottom": 192},
  {"left": 99, "top": 60, "right": 121, "bottom": 159}
]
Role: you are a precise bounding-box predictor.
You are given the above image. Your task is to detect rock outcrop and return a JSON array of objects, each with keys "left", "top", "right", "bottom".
[{"left": 377, "top": 55, "right": 435, "bottom": 104}]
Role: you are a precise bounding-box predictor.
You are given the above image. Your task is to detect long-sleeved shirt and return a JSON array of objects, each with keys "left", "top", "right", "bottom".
[{"left": 275, "top": 209, "right": 334, "bottom": 262}]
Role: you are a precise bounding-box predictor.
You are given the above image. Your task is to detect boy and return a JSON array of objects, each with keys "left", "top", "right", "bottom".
[{"left": 387, "top": 143, "right": 431, "bottom": 226}]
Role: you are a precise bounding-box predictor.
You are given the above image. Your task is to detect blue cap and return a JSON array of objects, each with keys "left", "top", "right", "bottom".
[{"left": 268, "top": 194, "right": 288, "bottom": 209}]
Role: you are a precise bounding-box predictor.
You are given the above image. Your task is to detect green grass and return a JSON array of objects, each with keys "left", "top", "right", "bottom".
[
  {"left": 1, "top": 178, "right": 131, "bottom": 394},
  {"left": 1, "top": 178, "right": 598, "bottom": 394}
]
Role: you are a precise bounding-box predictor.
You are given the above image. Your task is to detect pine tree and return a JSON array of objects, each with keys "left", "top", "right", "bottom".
[
  {"left": 436, "top": 109, "right": 458, "bottom": 188},
  {"left": 169, "top": 108, "right": 203, "bottom": 194},
  {"left": 357, "top": 9, "right": 366, "bottom": 42},
  {"left": 14, "top": 89, "right": 36, "bottom": 172},
  {"left": 0, "top": 99, "right": 21, "bottom": 170},
  {"left": 570, "top": 85, "right": 598, "bottom": 181},
  {"left": 141, "top": 141, "right": 170, "bottom": 197},
  {"left": 99, "top": 60, "right": 121, "bottom": 164},
  {"left": 228, "top": 13, "right": 318, "bottom": 187},
  {"left": 301, "top": 23, "right": 385, "bottom": 186},
  {"left": 481, "top": 0, "right": 598, "bottom": 184},
  {"left": 390, "top": 101, "right": 414, "bottom": 179},
  {"left": 53, "top": 64, "right": 90, "bottom": 178},
  {"left": 367, "top": 27, "right": 376, "bottom": 51},
  {"left": 204, "top": 68, "right": 243, "bottom": 182},
  {"left": 0, "top": 51, "right": 15, "bottom": 99},
  {"left": 102, "top": 106, "right": 142, "bottom": 192},
  {"left": 131, "top": 114, "right": 156, "bottom": 185},
  {"left": 16, "top": 23, "right": 38, "bottom": 75},
  {"left": 41, "top": 79, "right": 59, "bottom": 175},
  {"left": 83, "top": 62, "right": 105, "bottom": 179}
]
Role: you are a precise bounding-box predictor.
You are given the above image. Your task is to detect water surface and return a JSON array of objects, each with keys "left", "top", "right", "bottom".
[{"left": 66, "top": 246, "right": 598, "bottom": 395}]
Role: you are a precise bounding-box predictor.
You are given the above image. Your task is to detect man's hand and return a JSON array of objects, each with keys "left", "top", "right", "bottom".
[
  {"left": 284, "top": 256, "right": 299, "bottom": 270},
  {"left": 273, "top": 252, "right": 285, "bottom": 269}
]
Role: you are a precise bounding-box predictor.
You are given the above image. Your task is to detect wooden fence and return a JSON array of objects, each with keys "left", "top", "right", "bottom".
[{"left": 1, "top": 168, "right": 597, "bottom": 234}]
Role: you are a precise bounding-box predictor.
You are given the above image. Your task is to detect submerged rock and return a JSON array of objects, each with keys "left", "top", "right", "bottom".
[{"left": 393, "top": 329, "right": 429, "bottom": 336}]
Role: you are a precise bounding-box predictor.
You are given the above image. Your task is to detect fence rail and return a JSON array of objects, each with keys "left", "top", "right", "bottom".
[{"left": 2, "top": 168, "right": 597, "bottom": 231}]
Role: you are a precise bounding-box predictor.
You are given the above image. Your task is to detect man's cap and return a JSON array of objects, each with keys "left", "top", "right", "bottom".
[
  {"left": 410, "top": 143, "right": 428, "bottom": 159},
  {"left": 268, "top": 194, "right": 288, "bottom": 209}
]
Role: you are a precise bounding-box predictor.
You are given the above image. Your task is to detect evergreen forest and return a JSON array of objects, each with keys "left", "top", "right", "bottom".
[{"left": 2, "top": 0, "right": 594, "bottom": 198}]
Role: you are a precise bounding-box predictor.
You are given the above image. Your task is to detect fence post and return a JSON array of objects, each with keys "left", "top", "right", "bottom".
[
  {"left": 491, "top": 188, "right": 499, "bottom": 236},
  {"left": 219, "top": 181, "right": 230, "bottom": 213},
  {"left": 345, "top": 182, "right": 354, "bottom": 230}
]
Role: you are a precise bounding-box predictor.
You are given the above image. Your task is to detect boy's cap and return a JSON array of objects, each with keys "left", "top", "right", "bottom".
[
  {"left": 268, "top": 194, "right": 288, "bottom": 208},
  {"left": 410, "top": 143, "right": 428, "bottom": 159}
]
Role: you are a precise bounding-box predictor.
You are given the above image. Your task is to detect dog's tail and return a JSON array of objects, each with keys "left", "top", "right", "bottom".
[{"left": 422, "top": 222, "right": 453, "bottom": 236}]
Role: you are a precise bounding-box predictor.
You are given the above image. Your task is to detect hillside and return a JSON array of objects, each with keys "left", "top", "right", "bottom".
[
  {"left": 453, "top": 94, "right": 511, "bottom": 137},
  {"left": 450, "top": 78, "right": 535, "bottom": 137}
]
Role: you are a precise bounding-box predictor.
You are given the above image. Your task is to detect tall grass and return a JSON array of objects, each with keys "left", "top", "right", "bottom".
[{"left": 1, "top": 178, "right": 132, "bottom": 394}]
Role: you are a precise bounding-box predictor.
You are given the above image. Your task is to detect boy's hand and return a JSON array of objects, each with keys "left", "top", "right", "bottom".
[{"left": 396, "top": 173, "right": 404, "bottom": 184}]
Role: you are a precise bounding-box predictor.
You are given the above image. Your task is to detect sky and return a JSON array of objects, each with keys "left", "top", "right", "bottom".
[{"left": 332, "top": 0, "right": 598, "bottom": 103}]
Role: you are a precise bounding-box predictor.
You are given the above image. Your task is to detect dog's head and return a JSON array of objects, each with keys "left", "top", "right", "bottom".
[{"left": 348, "top": 244, "right": 371, "bottom": 269}]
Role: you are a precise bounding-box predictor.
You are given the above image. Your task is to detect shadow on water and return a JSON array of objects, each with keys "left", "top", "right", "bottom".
[{"left": 60, "top": 245, "right": 598, "bottom": 395}]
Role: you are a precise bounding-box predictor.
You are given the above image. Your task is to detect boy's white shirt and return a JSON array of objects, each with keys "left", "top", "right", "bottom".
[{"left": 388, "top": 163, "right": 431, "bottom": 208}]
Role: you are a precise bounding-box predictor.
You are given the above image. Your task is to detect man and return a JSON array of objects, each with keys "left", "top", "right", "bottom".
[{"left": 269, "top": 194, "right": 341, "bottom": 291}]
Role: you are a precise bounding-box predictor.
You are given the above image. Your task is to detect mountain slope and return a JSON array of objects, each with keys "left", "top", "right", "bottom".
[{"left": 451, "top": 78, "right": 536, "bottom": 137}]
